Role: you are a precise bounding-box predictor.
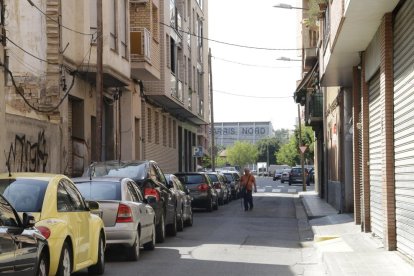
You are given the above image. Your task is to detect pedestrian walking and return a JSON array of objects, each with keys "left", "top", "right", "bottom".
[{"left": 240, "top": 168, "right": 257, "bottom": 211}]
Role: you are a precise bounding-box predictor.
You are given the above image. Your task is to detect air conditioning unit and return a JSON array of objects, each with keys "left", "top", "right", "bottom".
[{"left": 130, "top": 0, "right": 148, "bottom": 3}]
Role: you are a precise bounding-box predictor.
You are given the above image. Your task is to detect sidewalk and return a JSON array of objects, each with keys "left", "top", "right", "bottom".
[{"left": 299, "top": 189, "right": 414, "bottom": 276}]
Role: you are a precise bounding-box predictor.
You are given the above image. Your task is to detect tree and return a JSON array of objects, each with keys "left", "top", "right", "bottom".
[
  {"left": 256, "top": 137, "right": 280, "bottom": 164},
  {"left": 276, "top": 125, "right": 314, "bottom": 166},
  {"left": 226, "top": 141, "right": 258, "bottom": 168},
  {"left": 274, "top": 129, "right": 291, "bottom": 145}
]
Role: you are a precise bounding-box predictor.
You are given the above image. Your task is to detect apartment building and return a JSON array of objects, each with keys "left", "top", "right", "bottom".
[
  {"left": 297, "top": 0, "right": 414, "bottom": 260},
  {"left": 130, "top": 0, "right": 210, "bottom": 173}
]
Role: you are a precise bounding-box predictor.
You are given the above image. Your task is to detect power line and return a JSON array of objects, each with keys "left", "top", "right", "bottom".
[
  {"left": 26, "top": 0, "right": 96, "bottom": 36},
  {"left": 160, "top": 22, "right": 314, "bottom": 51},
  {"left": 214, "top": 89, "right": 293, "bottom": 99},
  {"left": 212, "top": 56, "right": 301, "bottom": 69}
]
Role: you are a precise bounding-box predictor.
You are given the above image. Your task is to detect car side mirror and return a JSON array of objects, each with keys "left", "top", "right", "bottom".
[
  {"left": 145, "top": 195, "right": 157, "bottom": 204},
  {"left": 22, "top": 212, "right": 35, "bottom": 228},
  {"left": 87, "top": 201, "right": 103, "bottom": 218}
]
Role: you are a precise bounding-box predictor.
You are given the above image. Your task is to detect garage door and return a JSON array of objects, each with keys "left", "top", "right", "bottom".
[
  {"left": 368, "top": 72, "right": 383, "bottom": 241},
  {"left": 394, "top": 0, "right": 414, "bottom": 260}
]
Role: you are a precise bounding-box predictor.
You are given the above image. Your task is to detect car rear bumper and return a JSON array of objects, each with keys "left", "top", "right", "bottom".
[{"left": 105, "top": 223, "right": 137, "bottom": 247}]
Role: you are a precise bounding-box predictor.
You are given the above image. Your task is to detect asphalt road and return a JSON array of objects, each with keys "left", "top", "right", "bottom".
[{"left": 76, "top": 177, "right": 316, "bottom": 276}]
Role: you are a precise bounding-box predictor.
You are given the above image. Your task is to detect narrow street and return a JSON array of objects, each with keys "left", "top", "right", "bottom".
[{"left": 77, "top": 177, "right": 317, "bottom": 276}]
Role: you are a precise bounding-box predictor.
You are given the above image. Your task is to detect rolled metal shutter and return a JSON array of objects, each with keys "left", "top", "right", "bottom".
[
  {"left": 394, "top": 0, "right": 414, "bottom": 260},
  {"left": 368, "top": 72, "right": 383, "bottom": 241}
]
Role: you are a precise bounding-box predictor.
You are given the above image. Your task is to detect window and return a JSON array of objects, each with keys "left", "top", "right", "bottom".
[
  {"left": 196, "top": 0, "right": 203, "bottom": 10},
  {"left": 0, "top": 196, "right": 19, "bottom": 227},
  {"left": 120, "top": 0, "right": 128, "bottom": 59},
  {"left": 170, "top": 0, "right": 176, "bottom": 29},
  {"left": 173, "top": 120, "right": 177, "bottom": 148},
  {"left": 162, "top": 115, "right": 167, "bottom": 146},
  {"left": 197, "top": 69, "right": 203, "bottom": 98},
  {"left": 166, "top": 35, "right": 171, "bottom": 68},
  {"left": 170, "top": 37, "right": 177, "bottom": 74},
  {"left": 60, "top": 180, "right": 87, "bottom": 211},
  {"left": 109, "top": 0, "right": 117, "bottom": 51},
  {"left": 184, "top": 56, "right": 187, "bottom": 84},
  {"left": 147, "top": 108, "right": 152, "bottom": 142},
  {"left": 57, "top": 183, "right": 74, "bottom": 212},
  {"left": 155, "top": 111, "right": 160, "bottom": 144},
  {"left": 188, "top": 57, "right": 192, "bottom": 88},
  {"left": 168, "top": 117, "right": 172, "bottom": 147}
]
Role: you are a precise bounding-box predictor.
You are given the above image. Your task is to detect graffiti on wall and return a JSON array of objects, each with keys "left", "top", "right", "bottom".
[{"left": 6, "top": 130, "right": 49, "bottom": 172}]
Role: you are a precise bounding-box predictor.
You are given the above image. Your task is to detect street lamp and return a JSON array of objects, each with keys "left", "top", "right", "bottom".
[{"left": 273, "top": 3, "right": 309, "bottom": 10}]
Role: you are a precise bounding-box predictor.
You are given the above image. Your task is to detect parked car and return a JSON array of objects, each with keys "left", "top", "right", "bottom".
[
  {"left": 288, "top": 167, "right": 310, "bottom": 186},
  {"left": 221, "top": 171, "right": 241, "bottom": 199},
  {"left": 174, "top": 172, "right": 219, "bottom": 212},
  {"left": 273, "top": 170, "right": 283, "bottom": 181},
  {"left": 0, "top": 173, "right": 105, "bottom": 275},
  {"left": 73, "top": 176, "right": 156, "bottom": 261},
  {"left": 206, "top": 172, "right": 229, "bottom": 205},
  {"left": 85, "top": 160, "right": 177, "bottom": 243},
  {"left": 281, "top": 169, "right": 291, "bottom": 183},
  {"left": 0, "top": 194, "right": 49, "bottom": 276},
  {"left": 165, "top": 174, "right": 193, "bottom": 228},
  {"left": 308, "top": 167, "right": 315, "bottom": 183}
]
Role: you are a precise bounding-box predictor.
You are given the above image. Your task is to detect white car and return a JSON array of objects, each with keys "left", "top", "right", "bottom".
[
  {"left": 280, "top": 169, "right": 291, "bottom": 183},
  {"left": 74, "top": 176, "right": 156, "bottom": 261}
]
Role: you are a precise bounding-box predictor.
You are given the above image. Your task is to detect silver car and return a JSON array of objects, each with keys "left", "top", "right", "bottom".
[
  {"left": 165, "top": 174, "right": 193, "bottom": 229},
  {"left": 73, "top": 177, "right": 156, "bottom": 261}
]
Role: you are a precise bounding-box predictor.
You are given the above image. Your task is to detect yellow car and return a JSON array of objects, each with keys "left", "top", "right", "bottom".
[{"left": 0, "top": 173, "right": 106, "bottom": 276}]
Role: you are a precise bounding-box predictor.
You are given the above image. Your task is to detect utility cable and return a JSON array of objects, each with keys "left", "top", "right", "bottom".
[
  {"left": 26, "top": 0, "right": 96, "bottom": 36},
  {"left": 212, "top": 56, "right": 300, "bottom": 69},
  {"left": 1, "top": 61, "right": 76, "bottom": 113},
  {"left": 160, "top": 22, "right": 314, "bottom": 51},
  {"left": 214, "top": 89, "right": 293, "bottom": 99}
]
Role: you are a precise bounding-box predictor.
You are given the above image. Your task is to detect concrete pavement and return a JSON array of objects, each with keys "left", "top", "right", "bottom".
[{"left": 299, "top": 188, "right": 414, "bottom": 276}]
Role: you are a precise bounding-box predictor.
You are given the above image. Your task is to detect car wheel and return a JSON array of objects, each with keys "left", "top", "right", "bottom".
[
  {"left": 214, "top": 198, "right": 219, "bottom": 210},
  {"left": 177, "top": 209, "right": 184, "bottom": 232},
  {"left": 127, "top": 230, "right": 140, "bottom": 261},
  {"left": 36, "top": 252, "right": 48, "bottom": 276},
  {"left": 206, "top": 197, "right": 213, "bottom": 212},
  {"left": 156, "top": 214, "right": 166, "bottom": 243},
  {"left": 88, "top": 233, "right": 105, "bottom": 274},
  {"left": 56, "top": 242, "right": 71, "bottom": 276},
  {"left": 281, "top": 180, "right": 284, "bottom": 183},
  {"left": 185, "top": 209, "right": 193, "bottom": 227},
  {"left": 167, "top": 210, "right": 177, "bottom": 236},
  {"left": 143, "top": 223, "right": 156, "bottom": 250}
]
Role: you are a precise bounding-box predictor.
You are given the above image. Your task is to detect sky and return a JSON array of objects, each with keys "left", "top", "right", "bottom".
[{"left": 208, "top": 0, "right": 302, "bottom": 131}]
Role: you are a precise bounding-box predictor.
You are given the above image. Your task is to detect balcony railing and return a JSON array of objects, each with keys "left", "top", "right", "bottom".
[
  {"left": 130, "top": 27, "right": 151, "bottom": 62},
  {"left": 170, "top": 74, "right": 184, "bottom": 102}
]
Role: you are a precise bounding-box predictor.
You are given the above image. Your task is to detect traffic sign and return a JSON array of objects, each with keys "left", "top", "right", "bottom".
[{"left": 299, "top": 146, "right": 307, "bottom": 153}]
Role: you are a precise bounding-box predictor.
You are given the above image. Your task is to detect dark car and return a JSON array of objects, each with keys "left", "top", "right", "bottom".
[
  {"left": 174, "top": 172, "right": 219, "bottom": 212},
  {"left": 165, "top": 174, "right": 193, "bottom": 229},
  {"left": 206, "top": 172, "right": 229, "bottom": 205},
  {"left": 308, "top": 168, "right": 315, "bottom": 183},
  {"left": 221, "top": 171, "right": 241, "bottom": 199},
  {"left": 288, "top": 167, "right": 309, "bottom": 186},
  {"left": 0, "top": 194, "right": 49, "bottom": 275},
  {"left": 273, "top": 170, "right": 283, "bottom": 181},
  {"left": 85, "top": 160, "right": 177, "bottom": 243}
]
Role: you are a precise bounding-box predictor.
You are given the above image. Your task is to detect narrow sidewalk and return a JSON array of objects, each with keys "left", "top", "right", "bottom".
[{"left": 299, "top": 189, "right": 414, "bottom": 276}]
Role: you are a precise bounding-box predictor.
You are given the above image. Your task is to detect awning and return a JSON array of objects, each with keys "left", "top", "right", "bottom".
[{"left": 294, "top": 60, "right": 319, "bottom": 105}]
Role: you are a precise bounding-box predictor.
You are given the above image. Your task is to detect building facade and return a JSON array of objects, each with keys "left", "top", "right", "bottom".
[
  {"left": 297, "top": 0, "right": 414, "bottom": 261},
  {"left": 214, "top": 121, "right": 274, "bottom": 148},
  {"left": 0, "top": 0, "right": 210, "bottom": 176}
]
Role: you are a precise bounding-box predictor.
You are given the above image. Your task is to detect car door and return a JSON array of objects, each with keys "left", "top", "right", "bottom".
[
  {"left": 152, "top": 163, "right": 175, "bottom": 223},
  {"left": 126, "top": 181, "right": 149, "bottom": 239},
  {"left": 58, "top": 180, "right": 90, "bottom": 263},
  {"left": 0, "top": 196, "right": 37, "bottom": 275}
]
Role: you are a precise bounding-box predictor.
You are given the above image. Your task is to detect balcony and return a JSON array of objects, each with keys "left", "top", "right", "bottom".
[
  {"left": 304, "top": 47, "right": 318, "bottom": 69},
  {"left": 130, "top": 27, "right": 160, "bottom": 80},
  {"left": 320, "top": 0, "right": 399, "bottom": 87},
  {"left": 305, "top": 93, "right": 323, "bottom": 127}
]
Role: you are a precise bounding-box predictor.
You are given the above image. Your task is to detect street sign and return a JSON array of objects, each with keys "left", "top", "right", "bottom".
[
  {"left": 299, "top": 146, "right": 307, "bottom": 153},
  {"left": 193, "top": 146, "right": 204, "bottom": 157}
]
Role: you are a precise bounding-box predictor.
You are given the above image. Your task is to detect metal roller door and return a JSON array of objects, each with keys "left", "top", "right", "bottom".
[
  {"left": 358, "top": 112, "right": 364, "bottom": 223},
  {"left": 368, "top": 72, "right": 383, "bottom": 241},
  {"left": 393, "top": 0, "right": 414, "bottom": 260}
]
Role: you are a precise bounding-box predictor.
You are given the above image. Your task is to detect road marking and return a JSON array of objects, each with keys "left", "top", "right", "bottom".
[
  {"left": 277, "top": 185, "right": 284, "bottom": 188},
  {"left": 257, "top": 189, "right": 266, "bottom": 193},
  {"left": 272, "top": 189, "right": 281, "bottom": 193},
  {"left": 288, "top": 189, "right": 297, "bottom": 193}
]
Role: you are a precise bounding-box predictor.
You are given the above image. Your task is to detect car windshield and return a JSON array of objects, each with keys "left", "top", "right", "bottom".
[
  {"left": 292, "top": 168, "right": 302, "bottom": 173},
  {"left": 0, "top": 179, "right": 48, "bottom": 212},
  {"left": 207, "top": 174, "right": 218, "bottom": 182},
  {"left": 223, "top": 174, "right": 234, "bottom": 182},
  {"left": 75, "top": 181, "right": 122, "bottom": 201},
  {"left": 177, "top": 175, "right": 203, "bottom": 185}
]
